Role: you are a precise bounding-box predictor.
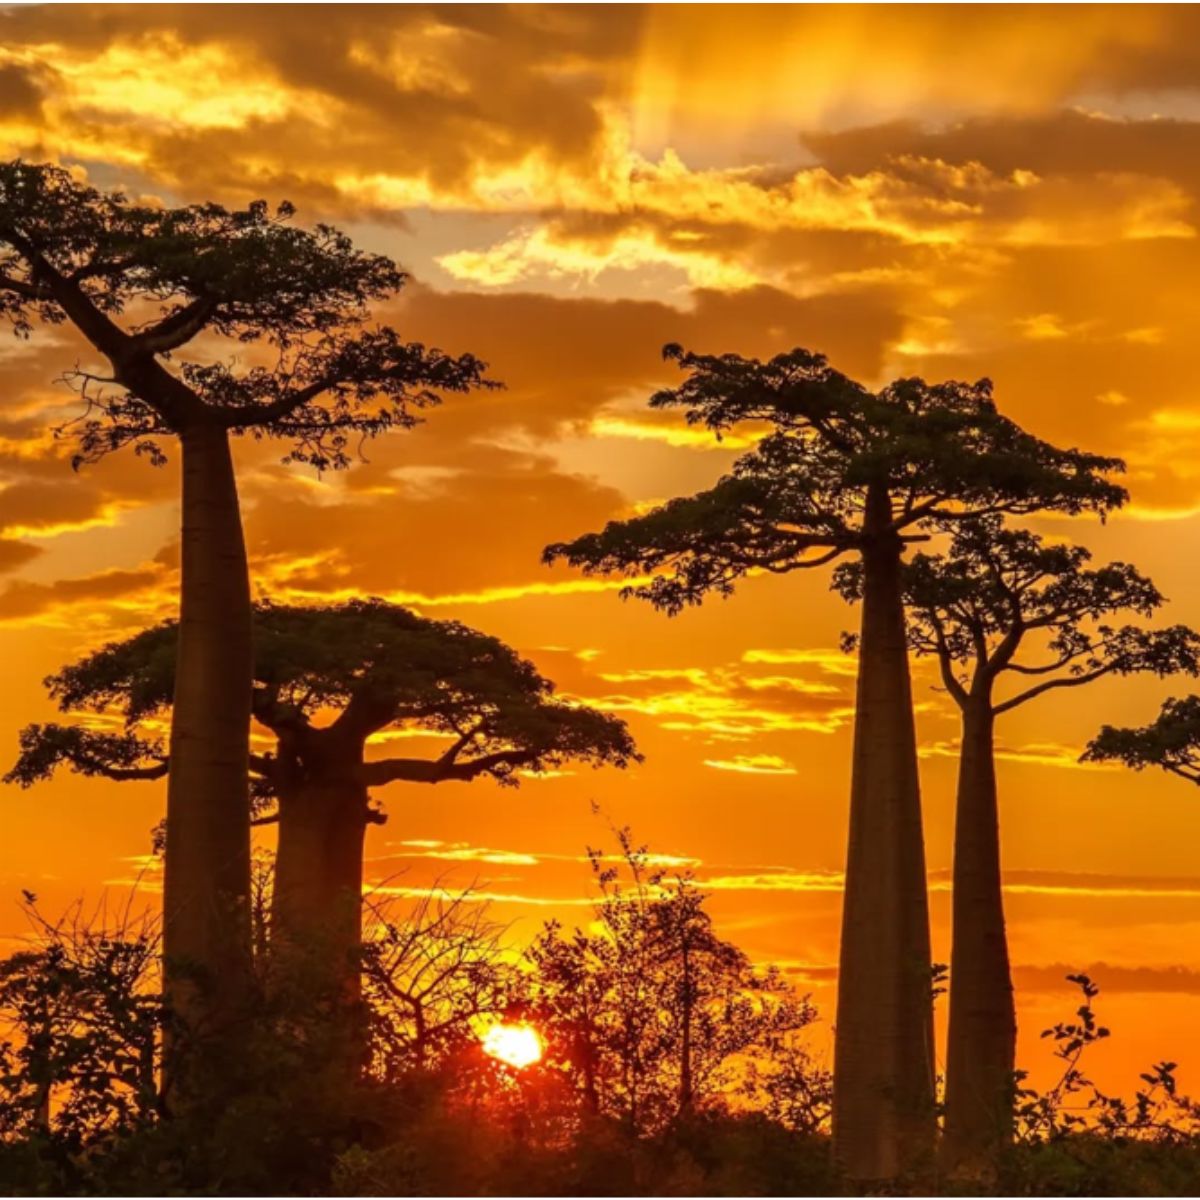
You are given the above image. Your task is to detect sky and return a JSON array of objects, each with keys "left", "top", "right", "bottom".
[{"left": 5, "top": 2, "right": 1200, "bottom": 1092}]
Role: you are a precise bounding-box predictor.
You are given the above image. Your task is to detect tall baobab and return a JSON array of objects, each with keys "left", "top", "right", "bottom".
[
  {"left": 838, "top": 517, "right": 1200, "bottom": 1173},
  {"left": 545, "top": 345, "right": 1125, "bottom": 1179},
  {"left": 0, "top": 162, "right": 492, "bottom": 1093}
]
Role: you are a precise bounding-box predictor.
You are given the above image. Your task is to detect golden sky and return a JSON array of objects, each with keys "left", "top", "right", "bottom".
[{"left": 5, "top": 3, "right": 1200, "bottom": 1092}]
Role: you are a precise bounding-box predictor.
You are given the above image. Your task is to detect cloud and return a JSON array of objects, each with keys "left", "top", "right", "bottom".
[
  {"left": 919, "top": 739, "right": 1113, "bottom": 772},
  {"left": 241, "top": 445, "right": 630, "bottom": 604},
  {"left": 388, "top": 841, "right": 541, "bottom": 867},
  {"left": 695, "top": 867, "right": 1200, "bottom": 900},
  {"left": 1014, "top": 963, "right": 1200, "bottom": 996},
  {"left": 0, "top": 539, "right": 41, "bottom": 574},
  {"left": 704, "top": 754, "right": 798, "bottom": 776},
  {"left": 0, "top": 561, "right": 171, "bottom": 625},
  {"left": 576, "top": 658, "right": 855, "bottom": 741},
  {"left": 375, "top": 839, "right": 701, "bottom": 872}
]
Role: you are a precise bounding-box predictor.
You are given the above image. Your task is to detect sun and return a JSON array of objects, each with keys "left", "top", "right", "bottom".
[{"left": 482, "top": 1022, "right": 543, "bottom": 1069}]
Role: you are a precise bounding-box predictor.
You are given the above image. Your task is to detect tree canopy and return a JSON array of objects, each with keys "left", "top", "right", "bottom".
[
  {"left": 544, "top": 346, "right": 1127, "bottom": 611},
  {"left": 835, "top": 517, "right": 1200, "bottom": 713},
  {"left": 6, "top": 599, "right": 640, "bottom": 810},
  {"left": 1084, "top": 695, "right": 1200, "bottom": 783},
  {"left": 0, "top": 161, "right": 493, "bottom": 467}
]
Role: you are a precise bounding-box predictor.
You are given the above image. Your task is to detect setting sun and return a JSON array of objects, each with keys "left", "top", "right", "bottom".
[{"left": 482, "top": 1023, "right": 544, "bottom": 1069}]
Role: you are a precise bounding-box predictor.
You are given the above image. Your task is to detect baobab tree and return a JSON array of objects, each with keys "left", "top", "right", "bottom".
[
  {"left": 7, "top": 599, "right": 637, "bottom": 1063},
  {"left": 837, "top": 516, "right": 1200, "bottom": 1174},
  {"left": 1084, "top": 695, "right": 1200, "bottom": 782},
  {"left": 544, "top": 345, "right": 1126, "bottom": 1180},
  {"left": 0, "top": 162, "right": 492, "bottom": 1089}
]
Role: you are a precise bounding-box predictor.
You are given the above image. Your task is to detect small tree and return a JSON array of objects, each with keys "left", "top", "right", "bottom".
[
  {"left": 1084, "top": 695, "right": 1200, "bottom": 782},
  {"left": 362, "top": 889, "right": 515, "bottom": 1081},
  {"left": 528, "top": 829, "right": 817, "bottom": 1136},
  {"left": 8, "top": 600, "right": 638, "bottom": 1038},
  {"left": 544, "top": 345, "right": 1125, "bottom": 1179},
  {"left": 0, "top": 162, "right": 493, "bottom": 1089},
  {"left": 836, "top": 516, "right": 1200, "bottom": 1174},
  {"left": 0, "top": 897, "right": 163, "bottom": 1151}
]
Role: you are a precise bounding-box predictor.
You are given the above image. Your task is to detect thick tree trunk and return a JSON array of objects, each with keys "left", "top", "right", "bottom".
[
  {"left": 272, "top": 773, "right": 370, "bottom": 1007},
  {"left": 943, "top": 701, "right": 1016, "bottom": 1177},
  {"left": 271, "top": 749, "right": 371, "bottom": 1082},
  {"left": 832, "top": 485, "right": 936, "bottom": 1181},
  {"left": 162, "top": 422, "right": 253, "bottom": 1099}
]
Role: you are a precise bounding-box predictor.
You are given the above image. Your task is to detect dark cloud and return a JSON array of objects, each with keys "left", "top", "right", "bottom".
[
  {"left": 0, "top": 62, "right": 45, "bottom": 118},
  {"left": 803, "top": 110, "right": 1200, "bottom": 210},
  {"left": 0, "top": 564, "right": 168, "bottom": 622},
  {"left": 0, "top": 539, "right": 42, "bottom": 574},
  {"left": 389, "top": 282, "right": 905, "bottom": 441},
  {"left": 243, "top": 445, "right": 625, "bottom": 599},
  {"left": 1015, "top": 963, "right": 1200, "bottom": 996}
]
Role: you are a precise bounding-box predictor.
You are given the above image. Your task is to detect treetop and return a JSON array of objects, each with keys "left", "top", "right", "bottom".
[
  {"left": 836, "top": 516, "right": 1200, "bottom": 711},
  {"left": 0, "top": 161, "right": 495, "bottom": 469},
  {"left": 546, "top": 346, "right": 1127, "bottom": 614},
  {"left": 1084, "top": 696, "right": 1200, "bottom": 784},
  {"left": 6, "top": 599, "right": 639, "bottom": 793}
]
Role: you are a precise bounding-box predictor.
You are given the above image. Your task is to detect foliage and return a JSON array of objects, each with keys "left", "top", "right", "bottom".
[
  {"left": 1084, "top": 694, "right": 1200, "bottom": 783},
  {"left": 362, "top": 889, "right": 517, "bottom": 1080},
  {"left": 527, "top": 827, "right": 818, "bottom": 1135},
  {"left": 0, "top": 160, "right": 494, "bottom": 467},
  {"left": 0, "top": 896, "right": 162, "bottom": 1151},
  {"left": 5, "top": 598, "right": 640, "bottom": 810},
  {"left": 544, "top": 346, "right": 1126, "bottom": 614},
  {"left": 8, "top": 883, "right": 1200, "bottom": 1194},
  {"left": 835, "top": 516, "right": 1200, "bottom": 713}
]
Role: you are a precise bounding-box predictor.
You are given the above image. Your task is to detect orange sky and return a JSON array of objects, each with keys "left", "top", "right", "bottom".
[{"left": 4, "top": 3, "right": 1200, "bottom": 1095}]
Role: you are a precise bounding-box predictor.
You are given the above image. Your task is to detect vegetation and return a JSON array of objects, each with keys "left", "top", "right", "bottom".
[
  {"left": 6, "top": 599, "right": 637, "bottom": 1078},
  {"left": 4, "top": 857, "right": 1200, "bottom": 1197},
  {"left": 836, "top": 515, "right": 1200, "bottom": 1174},
  {"left": 0, "top": 161, "right": 494, "bottom": 1102},
  {"left": 544, "top": 345, "right": 1126, "bottom": 1181},
  {"left": 1, "top": 163, "right": 1196, "bottom": 1196}
]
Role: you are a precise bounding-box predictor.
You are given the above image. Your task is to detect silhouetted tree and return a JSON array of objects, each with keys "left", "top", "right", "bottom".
[
  {"left": 7, "top": 599, "right": 637, "bottom": 1056},
  {"left": 528, "top": 829, "right": 816, "bottom": 1135},
  {"left": 544, "top": 345, "right": 1126, "bottom": 1179},
  {"left": 0, "top": 897, "right": 162, "bottom": 1150},
  {"left": 362, "top": 888, "right": 515, "bottom": 1080},
  {"left": 0, "top": 162, "right": 493, "bottom": 1093},
  {"left": 1084, "top": 695, "right": 1200, "bottom": 783},
  {"left": 838, "top": 516, "right": 1200, "bottom": 1175}
]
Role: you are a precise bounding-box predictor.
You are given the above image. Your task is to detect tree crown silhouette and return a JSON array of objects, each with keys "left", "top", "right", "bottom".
[
  {"left": 543, "top": 346, "right": 1127, "bottom": 612},
  {"left": 1084, "top": 695, "right": 1200, "bottom": 783},
  {"left": 0, "top": 161, "right": 493, "bottom": 468},
  {"left": 835, "top": 516, "right": 1200, "bottom": 713},
  {"left": 6, "top": 599, "right": 640, "bottom": 806}
]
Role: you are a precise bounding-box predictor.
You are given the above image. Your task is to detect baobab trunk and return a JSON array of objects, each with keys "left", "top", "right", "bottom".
[
  {"left": 943, "top": 701, "right": 1016, "bottom": 1176},
  {"left": 162, "top": 422, "right": 254, "bottom": 1099},
  {"left": 271, "top": 759, "right": 371, "bottom": 1080},
  {"left": 833, "top": 484, "right": 936, "bottom": 1181},
  {"left": 272, "top": 773, "right": 370, "bottom": 1007}
]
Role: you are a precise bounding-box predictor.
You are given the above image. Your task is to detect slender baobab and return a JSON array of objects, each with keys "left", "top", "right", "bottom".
[
  {"left": 837, "top": 516, "right": 1200, "bottom": 1174},
  {"left": 0, "top": 162, "right": 492, "bottom": 1093},
  {"left": 544, "top": 345, "right": 1126, "bottom": 1179}
]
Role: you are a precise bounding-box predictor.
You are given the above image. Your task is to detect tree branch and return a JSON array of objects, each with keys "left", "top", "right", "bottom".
[
  {"left": 131, "top": 296, "right": 216, "bottom": 355},
  {"left": 0, "top": 272, "right": 43, "bottom": 300},
  {"left": 360, "top": 748, "right": 537, "bottom": 787},
  {"left": 993, "top": 664, "right": 1116, "bottom": 715}
]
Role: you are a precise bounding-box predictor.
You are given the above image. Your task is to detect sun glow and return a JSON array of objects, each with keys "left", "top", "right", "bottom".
[{"left": 482, "top": 1023, "right": 543, "bottom": 1069}]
